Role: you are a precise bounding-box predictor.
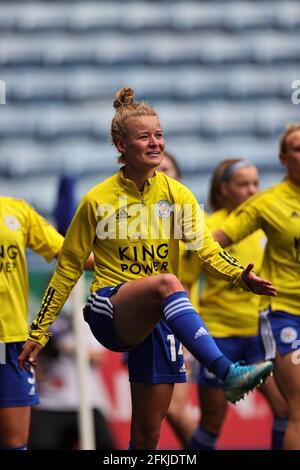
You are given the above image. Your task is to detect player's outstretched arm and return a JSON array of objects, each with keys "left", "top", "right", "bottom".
[
  {"left": 213, "top": 229, "right": 232, "bottom": 248},
  {"left": 241, "top": 263, "right": 277, "bottom": 296}
]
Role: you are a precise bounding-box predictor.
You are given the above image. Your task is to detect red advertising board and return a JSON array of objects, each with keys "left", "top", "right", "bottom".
[{"left": 100, "top": 350, "right": 272, "bottom": 450}]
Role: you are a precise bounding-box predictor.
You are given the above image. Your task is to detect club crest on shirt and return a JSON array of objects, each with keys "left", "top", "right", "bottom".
[
  {"left": 280, "top": 326, "right": 297, "bottom": 344},
  {"left": 4, "top": 215, "right": 20, "bottom": 231},
  {"left": 157, "top": 200, "right": 172, "bottom": 219}
]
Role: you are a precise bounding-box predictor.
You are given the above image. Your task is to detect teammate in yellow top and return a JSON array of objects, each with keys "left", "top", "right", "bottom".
[
  {"left": 214, "top": 124, "right": 300, "bottom": 450},
  {"left": 0, "top": 197, "right": 63, "bottom": 450},
  {"left": 19, "top": 87, "right": 274, "bottom": 450},
  {"left": 187, "top": 160, "right": 288, "bottom": 451}
]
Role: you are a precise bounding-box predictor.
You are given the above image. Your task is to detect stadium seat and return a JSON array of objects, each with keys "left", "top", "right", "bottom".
[{"left": 0, "top": 0, "right": 298, "bottom": 212}]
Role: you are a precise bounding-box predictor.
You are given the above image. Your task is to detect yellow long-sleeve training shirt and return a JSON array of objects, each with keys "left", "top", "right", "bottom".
[
  {"left": 200, "top": 208, "right": 265, "bottom": 336},
  {"left": 29, "top": 170, "right": 250, "bottom": 347},
  {"left": 0, "top": 196, "right": 63, "bottom": 342},
  {"left": 221, "top": 180, "right": 300, "bottom": 316}
]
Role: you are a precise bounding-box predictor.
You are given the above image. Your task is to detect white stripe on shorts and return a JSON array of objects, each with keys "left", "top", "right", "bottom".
[
  {"left": 89, "top": 306, "right": 113, "bottom": 319},
  {"left": 259, "top": 308, "right": 276, "bottom": 360},
  {"left": 88, "top": 298, "right": 113, "bottom": 314},
  {"left": 93, "top": 292, "right": 114, "bottom": 309},
  {"left": 87, "top": 293, "right": 113, "bottom": 319}
]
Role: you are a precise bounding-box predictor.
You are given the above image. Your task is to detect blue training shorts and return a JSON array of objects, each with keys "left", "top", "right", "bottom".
[
  {"left": 127, "top": 319, "right": 186, "bottom": 384},
  {"left": 84, "top": 284, "right": 186, "bottom": 384},
  {"left": 192, "top": 335, "right": 265, "bottom": 388},
  {"left": 84, "top": 284, "right": 125, "bottom": 352},
  {"left": 0, "top": 342, "right": 39, "bottom": 407},
  {"left": 259, "top": 307, "right": 300, "bottom": 360}
]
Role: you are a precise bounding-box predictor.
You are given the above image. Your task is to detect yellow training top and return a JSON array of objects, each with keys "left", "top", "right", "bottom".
[
  {"left": 221, "top": 180, "right": 300, "bottom": 315},
  {"left": 178, "top": 244, "right": 202, "bottom": 312},
  {"left": 0, "top": 196, "right": 63, "bottom": 342},
  {"left": 200, "top": 208, "right": 265, "bottom": 337},
  {"left": 29, "top": 170, "right": 250, "bottom": 347}
]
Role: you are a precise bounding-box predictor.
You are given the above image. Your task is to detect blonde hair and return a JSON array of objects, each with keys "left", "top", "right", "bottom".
[
  {"left": 111, "top": 87, "right": 157, "bottom": 163},
  {"left": 279, "top": 123, "right": 300, "bottom": 155}
]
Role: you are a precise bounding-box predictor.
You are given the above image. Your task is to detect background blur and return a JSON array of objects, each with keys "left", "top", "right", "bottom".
[
  {"left": 0, "top": 0, "right": 299, "bottom": 449},
  {"left": 1, "top": 0, "right": 300, "bottom": 219}
]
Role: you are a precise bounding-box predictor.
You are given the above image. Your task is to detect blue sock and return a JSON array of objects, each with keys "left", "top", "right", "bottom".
[
  {"left": 0, "top": 444, "right": 27, "bottom": 450},
  {"left": 162, "top": 292, "right": 232, "bottom": 380},
  {"left": 271, "top": 416, "right": 288, "bottom": 450},
  {"left": 189, "top": 425, "right": 218, "bottom": 450},
  {"left": 210, "top": 356, "right": 233, "bottom": 381}
]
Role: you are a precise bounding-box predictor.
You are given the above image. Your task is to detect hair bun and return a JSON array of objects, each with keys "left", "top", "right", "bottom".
[{"left": 113, "top": 87, "right": 135, "bottom": 109}]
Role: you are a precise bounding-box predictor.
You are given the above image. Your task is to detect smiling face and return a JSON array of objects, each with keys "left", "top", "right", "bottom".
[
  {"left": 221, "top": 166, "right": 259, "bottom": 211},
  {"left": 280, "top": 129, "right": 300, "bottom": 186},
  {"left": 116, "top": 115, "right": 165, "bottom": 172}
]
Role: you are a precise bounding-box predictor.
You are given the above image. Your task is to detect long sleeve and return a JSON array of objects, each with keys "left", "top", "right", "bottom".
[
  {"left": 197, "top": 221, "right": 249, "bottom": 289},
  {"left": 220, "top": 194, "right": 263, "bottom": 244},
  {"left": 25, "top": 202, "right": 64, "bottom": 261},
  {"left": 29, "top": 197, "right": 97, "bottom": 346},
  {"left": 178, "top": 185, "right": 249, "bottom": 290}
]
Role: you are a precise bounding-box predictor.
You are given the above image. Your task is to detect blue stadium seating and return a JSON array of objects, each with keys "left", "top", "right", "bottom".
[{"left": 0, "top": 0, "right": 298, "bottom": 215}]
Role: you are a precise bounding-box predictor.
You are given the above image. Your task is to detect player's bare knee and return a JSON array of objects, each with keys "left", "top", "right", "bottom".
[{"left": 156, "top": 274, "right": 182, "bottom": 300}]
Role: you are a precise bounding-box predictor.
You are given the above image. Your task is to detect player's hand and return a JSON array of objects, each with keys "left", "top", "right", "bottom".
[
  {"left": 18, "top": 340, "right": 43, "bottom": 371},
  {"left": 241, "top": 263, "right": 277, "bottom": 296}
]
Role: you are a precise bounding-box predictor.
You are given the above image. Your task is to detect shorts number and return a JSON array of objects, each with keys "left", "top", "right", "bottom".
[{"left": 167, "top": 334, "right": 183, "bottom": 362}]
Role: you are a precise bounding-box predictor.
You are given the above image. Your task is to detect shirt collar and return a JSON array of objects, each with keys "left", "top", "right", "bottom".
[
  {"left": 117, "top": 168, "right": 158, "bottom": 191},
  {"left": 285, "top": 178, "right": 300, "bottom": 195}
]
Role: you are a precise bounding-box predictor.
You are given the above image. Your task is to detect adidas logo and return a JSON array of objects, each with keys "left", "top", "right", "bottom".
[
  {"left": 179, "top": 365, "right": 186, "bottom": 373},
  {"left": 290, "top": 211, "right": 299, "bottom": 218},
  {"left": 28, "top": 385, "right": 36, "bottom": 396},
  {"left": 27, "top": 374, "right": 36, "bottom": 385},
  {"left": 194, "top": 327, "right": 209, "bottom": 339}
]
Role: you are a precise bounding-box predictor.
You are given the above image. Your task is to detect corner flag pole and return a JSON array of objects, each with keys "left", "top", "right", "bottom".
[
  {"left": 71, "top": 275, "right": 96, "bottom": 450},
  {"left": 55, "top": 175, "right": 95, "bottom": 450}
]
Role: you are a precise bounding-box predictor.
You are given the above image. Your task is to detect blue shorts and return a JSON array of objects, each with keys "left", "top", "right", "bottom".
[
  {"left": 193, "top": 335, "right": 264, "bottom": 388},
  {"left": 0, "top": 343, "right": 39, "bottom": 407},
  {"left": 84, "top": 284, "right": 125, "bottom": 352},
  {"left": 259, "top": 307, "right": 300, "bottom": 359},
  {"left": 84, "top": 285, "right": 186, "bottom": 384},
  {"left": 127, "top": 319, "right": 186, "bottom": 384}
]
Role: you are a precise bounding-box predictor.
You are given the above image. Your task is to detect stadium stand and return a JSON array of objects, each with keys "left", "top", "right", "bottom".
[{"left": 0, "top": 0, "right": 299, "bottom": 214}]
